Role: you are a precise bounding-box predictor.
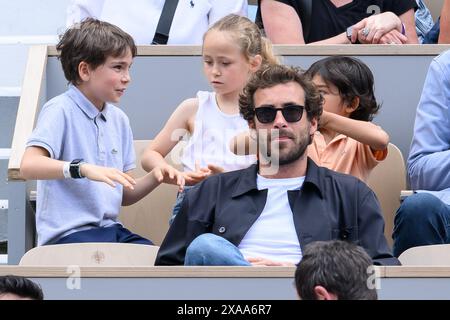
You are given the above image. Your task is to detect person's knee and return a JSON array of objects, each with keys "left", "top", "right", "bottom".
[
  {"left": 396, "top": 193, "right": 444, "bottom": 224},
  {"left": 186, "top": 233, "right": 222, "bottom": 258}
]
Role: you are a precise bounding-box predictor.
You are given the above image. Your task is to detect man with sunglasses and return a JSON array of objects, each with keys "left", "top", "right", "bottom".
[{"left": 155, "top": 64, "right": 398, "bottom": 266}]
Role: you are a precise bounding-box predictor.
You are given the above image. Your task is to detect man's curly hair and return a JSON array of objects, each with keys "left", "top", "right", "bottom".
[{"left": 239, "top": 64, "right": 323, "bottom": 123}]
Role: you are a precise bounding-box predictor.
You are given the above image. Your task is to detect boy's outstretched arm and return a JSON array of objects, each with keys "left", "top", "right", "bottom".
[
  {"left": 21, "top": 146, "right": 136, "bottom": 189},
  {"left": 320, "top": 111, "right": 389, "bottom": 151}
]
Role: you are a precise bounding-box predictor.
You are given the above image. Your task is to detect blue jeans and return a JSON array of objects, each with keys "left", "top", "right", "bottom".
[
  {"left": 392, "top": 193, "right": 450, "bottom": 257},
  {"left": 184, "top": 233, "right": 251, "bottom": 266},
  {"left": 423, "top": 17, "right": 440, "bottom": 44},
  {"left": 54, "top": 224, "right": 153, "bottom": 245},
  {"left": 170, "top": 185, "right": 193, "bottom": 225}
]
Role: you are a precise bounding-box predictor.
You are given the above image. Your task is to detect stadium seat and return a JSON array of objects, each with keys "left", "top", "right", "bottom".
[{"left": 19, "top": 242, "right": 159, "bottom": 266}]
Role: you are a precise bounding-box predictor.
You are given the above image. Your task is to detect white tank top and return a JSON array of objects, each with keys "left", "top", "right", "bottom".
[{"left": 180, "top": 91, "right": 257, "bottom": 172}]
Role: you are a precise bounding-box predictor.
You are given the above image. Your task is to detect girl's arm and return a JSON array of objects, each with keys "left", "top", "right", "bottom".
[
  {"left": 122, "top": 167, "right": 184, "bottom": 206},
  {"left": 320, "top": 111, "right": 389, "bottom": 151},
  {"left": 141, "top": 98, "right": 198, "bottom": 172}
]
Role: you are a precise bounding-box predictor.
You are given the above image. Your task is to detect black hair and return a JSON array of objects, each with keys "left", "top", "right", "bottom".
[
  {"left": 0, "top": 275, "right": 44, "bottom": 300},
  {"left": 295, "top": 241, "right": 377, "bottom": 300},
  {"left": 306, "top": 56, "right": 380, "bottom": 121}
]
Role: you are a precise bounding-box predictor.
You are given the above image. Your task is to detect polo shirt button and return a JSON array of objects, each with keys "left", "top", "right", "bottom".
[{"left": 219, "top": 227, "right": 226, "bottom": 234}]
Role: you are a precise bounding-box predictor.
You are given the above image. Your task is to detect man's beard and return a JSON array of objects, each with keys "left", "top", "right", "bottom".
[{"left": 258, "top": 125, "right": 311, "bottom": 167}]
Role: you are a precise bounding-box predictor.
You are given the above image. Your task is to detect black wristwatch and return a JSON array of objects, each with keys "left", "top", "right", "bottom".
[{"left": 69, "top": 159, "right": 85, "bottom": 179}]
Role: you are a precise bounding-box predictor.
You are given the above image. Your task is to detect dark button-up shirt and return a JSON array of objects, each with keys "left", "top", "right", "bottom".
[{"left": 155, "top": 158, "right": 399, "bottom": 266}]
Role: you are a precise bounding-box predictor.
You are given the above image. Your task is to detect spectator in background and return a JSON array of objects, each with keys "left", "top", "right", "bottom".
[
  {"left": 393, "top": 50, "right": 450, "bottom": 257},
  {"left": 415, "top": 0, "right": 434, "bottom": 43},
  {"left": 66, "top": 0, "right": 247, "bottom": 45},
  {"left": 295, "top": 241, "right": 377, "bottom": 300},
  {"left": 422, "top": 0, "right": 450, "bottom": 44},
  {"left": 256, "top": 0, "right": 418, "bottom": 44},
  {"left": 0, "top": 275, "right": 44, "bottom": 300},
  {"left": 439, "top": 0, "right": 450, "bottom": 43}
]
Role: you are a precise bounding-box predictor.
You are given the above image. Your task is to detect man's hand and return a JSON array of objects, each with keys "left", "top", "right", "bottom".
[
  {"left": 80, "top": 163, "right": 136, "bottom": 189},
  {"left": 247, "top": 257, "right": 295, "bottom": 266}
]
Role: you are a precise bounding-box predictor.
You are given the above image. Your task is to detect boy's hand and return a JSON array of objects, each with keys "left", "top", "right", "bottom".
[
  {"left": 152, "top": 164, "right": 185, "bottom": 192},
  {"left": 80, "top": 163, "right": 136, "bottom": 189}
]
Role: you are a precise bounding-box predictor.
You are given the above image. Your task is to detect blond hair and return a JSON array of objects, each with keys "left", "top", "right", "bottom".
[{"left": 204, "top": 14, "right": 279, "bottom": 67}]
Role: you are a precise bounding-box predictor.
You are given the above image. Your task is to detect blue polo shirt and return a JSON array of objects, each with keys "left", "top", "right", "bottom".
[{"left": 27, "top": 85, "right": 136, "bottom": 245}]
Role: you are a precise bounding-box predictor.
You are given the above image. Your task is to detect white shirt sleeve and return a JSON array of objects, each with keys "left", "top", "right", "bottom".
[
  {"left": 66, "top": 0, "right": 106, "bottom": 27},
  {"left": 208, "top": 0, "right": 248, "bottom": 26}
]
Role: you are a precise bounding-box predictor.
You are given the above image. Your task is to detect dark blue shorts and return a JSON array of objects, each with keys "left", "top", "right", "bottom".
[{"left": 54, "top": 224, "right": 153, "bottom": 245}]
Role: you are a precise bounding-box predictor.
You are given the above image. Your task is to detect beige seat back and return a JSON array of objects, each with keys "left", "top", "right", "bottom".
[
  {"left": 19, "top": 243, "right": 159, "bottom": 266},
  {"left": 367, "top": 143, "right": 406, "bottom": 247},
  {"left": 398, "top": 244, "right": 450, "bottom": 265},
  {"left": 119, "top": 140, "right": 183, "bottom": 246}
]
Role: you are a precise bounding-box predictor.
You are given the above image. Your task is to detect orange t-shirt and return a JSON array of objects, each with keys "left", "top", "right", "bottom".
[{"left": 307, "top": 131, "right": 388, "bottom": 183}]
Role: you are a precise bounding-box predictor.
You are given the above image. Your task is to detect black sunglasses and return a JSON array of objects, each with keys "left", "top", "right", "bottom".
[{"left": 254, "top": 104, "right": 305, "bottom": 123}]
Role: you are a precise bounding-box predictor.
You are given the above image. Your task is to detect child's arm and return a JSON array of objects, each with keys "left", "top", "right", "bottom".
[
  {"left": 21, "top": 146, "right": 136, "bottom": 189},
  {"left": 141, "top": 98, "right": 209, "bottom": 185},
  {"left": 141, "top": 98, "right": 196, "bottom": 171},
  {"left": 320, "top": 111, "right": 389, "bottom": 151},
  {"left": 122, "top": 166, "right": 185, "bottom": 206}
]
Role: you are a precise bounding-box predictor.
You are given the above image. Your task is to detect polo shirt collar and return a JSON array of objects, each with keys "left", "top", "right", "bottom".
[
  {"left": 232, "top": 158, "right": 324, "bottom": 198},
  {"left": 67, "top": 85, "right": 108, "bottom": 121}
]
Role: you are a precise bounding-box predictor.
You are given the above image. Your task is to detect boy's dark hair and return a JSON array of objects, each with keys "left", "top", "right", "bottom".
[
  {"left": 239, "top": 64, "right": 323, "bottom": 123},
  {"left": 295, "top": 241, "right": 377, "bottom": 300},
  {"left": 57, "top": 18, "right": 137, "bottom": 85},
  {"left": 306, "top": 56, "right": 380, "bottom": 121},
  {"left": 0, "top": 275, "right": 44, "bottom": 300}
]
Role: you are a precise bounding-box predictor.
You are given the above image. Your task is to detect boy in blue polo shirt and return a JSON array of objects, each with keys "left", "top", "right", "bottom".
[{"left": 20, "top": 18, "right": 184, "bottom": 246}]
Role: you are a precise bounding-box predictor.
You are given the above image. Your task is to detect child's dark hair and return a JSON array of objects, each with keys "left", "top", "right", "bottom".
[
  {"left": 0, "top": 275, "right": 44, "bottom": 300},
  {"left": 306, "top": 56, "right": 380, "bottom": 121},
  {"left": 57, "top": 18, "right": 137, "bottom": 85}
]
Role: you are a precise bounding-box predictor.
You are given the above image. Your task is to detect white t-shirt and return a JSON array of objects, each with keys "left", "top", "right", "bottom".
[
  {"left": 180, "top": 91, "right": 256, "bottom": 172},
  {"left": 66, "top": 0, "right": 248, "bottom": 44},
  {"left": 238, "top": 174, "right": 304, "bottom": 265}
]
